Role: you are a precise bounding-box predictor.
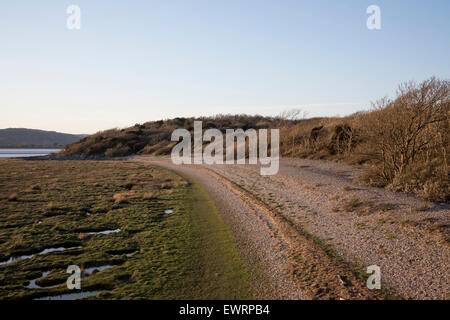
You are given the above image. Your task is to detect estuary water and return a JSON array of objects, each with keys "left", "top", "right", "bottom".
[{"left": 0, "top": 149, "right": 60, "bottom": 158}]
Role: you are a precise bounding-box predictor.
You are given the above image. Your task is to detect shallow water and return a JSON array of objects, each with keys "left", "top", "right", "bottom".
[
  {"left": 0, "top": 246, "right": 82, "bottom": 266},
  {"left": 0, "top": 149, "right": 60, "bottom": 158},
  {"left": 26, "top": 279, "right": 40, "bottom": 289},
  {"left": 87, "top": 229, "right": 121, "bottom": 235},
  {"left": 83, "top": 265, "right": 113, "bottom": 275},
  {"left": 35, "top": 291, "right": 102, "bottom": 300},
  {"left": 25, "top": 271, "right": 50, "bottom": 289},
  {"left": 39, "top": 247, "right": 81, "bottom": 255},
  {"left": 0, "top": 254, "right": 34, "bottom": 266}
]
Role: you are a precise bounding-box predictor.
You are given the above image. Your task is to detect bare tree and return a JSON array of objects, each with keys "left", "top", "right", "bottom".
[
  {"left": 277, "top": 108, "right": 309, "bottom": 154},
  {"left": 277, "top": 108, "right": 308, "bottom": 123}
]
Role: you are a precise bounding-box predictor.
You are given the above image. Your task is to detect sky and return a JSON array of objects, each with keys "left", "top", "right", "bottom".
[{"left": 0, "top": 1, "right": 449, "bottom": 134}]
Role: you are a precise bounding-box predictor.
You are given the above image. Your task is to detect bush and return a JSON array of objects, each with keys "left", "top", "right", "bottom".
[
  {"left": 105, "top": 144, "right": 132, "bottom": 157},
  {"left": 357, "top": 77, "right": 449, "bottom": 201}
]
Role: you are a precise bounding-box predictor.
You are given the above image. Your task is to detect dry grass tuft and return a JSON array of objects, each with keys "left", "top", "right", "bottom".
[
  {"left": 160, "top": 182, "right": 173, "bottom": 190},
  {"left": 341, "top": 196, "right": 363, "bottom": 212},
  {"left": 8, "top": 193, "right": 18, "bottom": 202},
  {"left": 415, "top": 205, "right": 431, "bottom": 212},
  {"left": 129, "top": 270, "right": 138, "bottom": 282},
  {"left": 122, "top": 182, "right": 135, "bottom": 190},
  {"left": 11, "top": 234, "right": 24, "bottom": 249},
  {"left": 113, "top": 191, "right": 137, "bottom": 204},
  {"left": 25, "top": 185, "right": 41, "bottom": 193},
  {"left": 143, "top": 192, "right": 157, "bottom": 200},
  {"left": 46, "top": 202, "right": 60, "bottom": 211},
  {"left": 376, "top": 203, "right": 394, "bottom": 212},
  {"left": 77, "top": 233, "right": 88, "bottom": 240}
]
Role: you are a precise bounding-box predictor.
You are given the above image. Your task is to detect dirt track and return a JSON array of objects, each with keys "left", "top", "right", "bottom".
[{"left": 135, "top": 156, "right": 449, "bottom": 300}]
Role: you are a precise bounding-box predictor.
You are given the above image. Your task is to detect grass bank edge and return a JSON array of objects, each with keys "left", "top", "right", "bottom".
[{"left": 145, "top": 165, "right": 253, "bottom": 300}]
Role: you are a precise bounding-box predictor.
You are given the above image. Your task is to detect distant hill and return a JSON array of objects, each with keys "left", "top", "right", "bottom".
[{"left": 0, "top": 128, "right": 87, "bottom": 148}]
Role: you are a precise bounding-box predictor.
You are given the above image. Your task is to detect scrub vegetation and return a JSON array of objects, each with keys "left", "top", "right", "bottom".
[{"left": 61, "top": 78, "right": 448, "bottom": 202}]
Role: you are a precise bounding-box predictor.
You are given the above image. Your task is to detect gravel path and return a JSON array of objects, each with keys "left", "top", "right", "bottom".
[
  {"left": 137, "top": 159, "right": 307, "bottom": 300},
  {"left": 203, "top": 158, "right": 450, "bottom": 300},
  {"left": 135, "top": 157, "right": 449, "bottom": 300}
]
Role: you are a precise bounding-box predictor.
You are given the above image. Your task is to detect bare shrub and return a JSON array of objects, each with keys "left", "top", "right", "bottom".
[
  {"left": 105, "top": 144, "right": 132, "bottom": 157},
  {"left": 357, "top": 77, "right": 449, "bottom": 201},
  {"left": 11, "top": 234, "right": 24, "bottom": 249},
  {"left": 328, "top": 124, "right": 356, "bottom": 155}
]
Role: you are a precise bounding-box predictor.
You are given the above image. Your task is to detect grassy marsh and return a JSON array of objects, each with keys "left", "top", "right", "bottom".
[{"left": 0, "top": 160, "right": 251, "bottom": 299}]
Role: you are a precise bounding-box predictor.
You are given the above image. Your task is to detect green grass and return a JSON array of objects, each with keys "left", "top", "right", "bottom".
[
  {"left": 172, "top": 171, "right": 252, "bottom": 299},
  {"left": 0, "top": 160, "right": 251, "bottom": 300}
]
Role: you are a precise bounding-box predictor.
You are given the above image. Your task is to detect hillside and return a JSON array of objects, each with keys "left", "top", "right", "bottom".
[
  {"left": 62, "top": 115, "right": 282, "bottom": 157},
  {"left": 62, "top": 78, "right": 449, "bottom": 201},
  {"left": 0, "top": 128, "right": 87, "bottom": 148}
]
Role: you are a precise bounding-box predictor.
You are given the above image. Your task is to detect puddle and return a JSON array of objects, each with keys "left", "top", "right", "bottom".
[
  {"left": 26, "top": 279, "right": 39, "bottom": 289},
  {"left": 35, "top": 291, "right": 102, "bottom": 300},
  {"left": 0, "top": 246, "right": 82, "bottom": 266},
  {"left": 164, "top": 210, "right": 173, "bottom": 214},
  {"left": 83, "top": 265, "right": 113, "bottom": 275},
  {"left": 39, "top": 247, "right": 81, "bottom": 255},
  {"left": 0, "top": 254, "right": 34, "bottom": 266},
  {"left": 109, "top": 250, "right": 135, "bottom": 257},
  {"left": 25, "top": 271, "right": 50, "bottom": 289},
  {"left": 111, "top": 252, "right": 134, "bottom": 258},
  {"left": 87, "top": 229, "right": 121, "bottom": 235}
]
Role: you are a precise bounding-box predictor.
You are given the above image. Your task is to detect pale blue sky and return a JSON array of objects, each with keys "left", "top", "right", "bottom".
[{"left": 1, "top": 1, "right": 449, "bottom": 134}]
